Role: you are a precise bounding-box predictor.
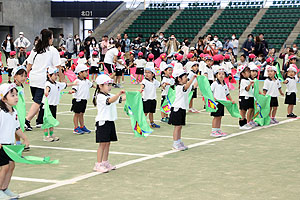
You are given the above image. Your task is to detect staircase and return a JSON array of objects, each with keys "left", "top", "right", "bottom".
[
  {"left": 156, "top": 9, "right": 183, "bottom": 35},
  {"left": 282, "top": 18, "right": 300, "bottom": 49},
  {"left": 238, "top": 8, "right": 268, "bottom": 51},
  {"left": 191, "top": 9, "right": 223, "bottom": 46}
]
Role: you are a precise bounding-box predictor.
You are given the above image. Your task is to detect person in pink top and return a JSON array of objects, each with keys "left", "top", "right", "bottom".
[{"left": 100, "top": 35, "right": 109, "bottom": 62}]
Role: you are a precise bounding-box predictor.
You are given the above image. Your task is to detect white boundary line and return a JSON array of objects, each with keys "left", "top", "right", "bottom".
[
  {"left": 12, "top": 177, "right": 60, "bottom": 184},
  {"left": 30, "top": 145, "right": 152, "bottom": 157},
  {"left": 19, "top": 118, "right": 298, "bottom": 198}
]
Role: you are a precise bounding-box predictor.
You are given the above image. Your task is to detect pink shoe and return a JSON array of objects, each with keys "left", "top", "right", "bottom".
[
  {"left": 93, "top": 162, "right": 109, "bottom": 173},
  {"left": 103, "top": 161, "right": 116, "bottom": 171},
  {"left": 218, "top": 130, "right": 227, "bottom": 137},
  {"left": 210, "top": 131, "right": 222, "bottom": 138}
]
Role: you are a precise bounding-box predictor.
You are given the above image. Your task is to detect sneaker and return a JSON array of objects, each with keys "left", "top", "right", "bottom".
[
  {"left": 103, "top": 161, "right": 116, "bottom": 171},
  {"left": 25, "top": 119, "right": 32, "bottom": 131},
  {"left": 250, "top": 121, "right": 259, "bottom": 127},
  {"left": 51, "top": 134, "right": 60, "bottom": 141},
  {"left": 118, "top": 84, "right": 124, "bottom": 88},
  {"left": 150, "top": 123, "right": 160, "bottom": 128},
  {"left": 81, "top": 126, "right": 91, "bottom": 133},
  {"left": 160, "top": 118, "right": 168, "bottom": 123},
  {"left": 287, "top": 113, "right": 297, "bottom": 118},
  {"left": 189, "top": 108, "right": 197, "bottom": 113},
  {"left": 43, "top": 136, "right": 54, "bottom": 142},
  {"left": 24, "top": 146, "right": 30, "bottom": 152},
  {"left": 217, "top": 130, "right": 227, "bottom": 137},
  {"left": 239, "top": 124, "right": 252, "bottom": 130},
  {"left": 0, "top": 190, "right": 10, "bottom": 200},
  {"left": 172, "top": 143, "right": 186, "bottom": 151},
  {"left": 210, "top": 131, "right": 222, "bottom": 138},
  {"left": 3, "top": 189, "right": 19, "bottom": 199},
  {"left": 272, "top": 118, "right": 279, "bottom": 124},
  {"left": 36, "top": 123, "right": 42, "bottom": 128},
  {"left": 73, "top": 127, "right": 85, "bottom": 135},
  {"left": 93, "top": 162, "right": 109, "bottom": 173},
  {"left": 179, "top": 142, "right": 188, "bottom": 150},
  {"left": 114, "top": 84, "right": 120, "bottom": 88}
]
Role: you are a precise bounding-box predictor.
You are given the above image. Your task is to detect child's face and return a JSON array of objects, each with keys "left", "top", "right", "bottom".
[
  {"left": 178, "top": 74, "right": 188, "bottom": 84},
  {"left": 240, "top": 56, "right": 245, "bottom": 62},
  {"left": 164, "top": 68, "right": 173, "bottom": 77},
  {"left": 4, "top": 89, "right": 18, "bottom": 106},
  {"left": 206, "top": 60, "right": 213, "bottom": 66},
  {"left": 216, "top": 72, "right": 225, "bottom": 81},
  {"left": 242, "top": 69, "right": 250, "bottom": 78},
  {"left": 100, "top": 83, "right": 112, "bottom": 94},
  {"left": 267, "top": 69, "right": 276, "bottom": 78},
  {"left": 291, "top": 59, "right": 297, "bottom": 64},
  {"left": 287, "top": 70, "right": 296, "bottom": 77},
  {"left": 80, "top": 70, "right": 88, "bottom": 78},
  {"left": 191, "top": 64, "right": 199, "bottom": 72},
  {"left": 144, "top": 70, "right": 154, "bottom": 79},
  {"left": 250, "top": 70, "right": 258, "bottom": 78},
  {"left": 49, "top": 73, "right": 58, "bottom": 81},
  {"left": 14, "top": 72, "right": 27, "bottom": 84}
]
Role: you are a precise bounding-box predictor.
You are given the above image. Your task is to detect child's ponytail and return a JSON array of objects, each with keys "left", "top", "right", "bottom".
[{"left": 93, "top": 85, "right": 100, "bottom": 106}]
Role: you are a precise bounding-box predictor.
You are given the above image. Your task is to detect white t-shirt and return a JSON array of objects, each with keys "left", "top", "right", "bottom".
[
  {"left": 60, "top": 58, "right": 67, "bottom": 67},
  {"left": 95, "top": 93, "right": 121, "bottom": 126},
  {"left": 285, "top": 76, "right": 298, "bottom": 94},
  {"left": 188, "top": 70, "right": 198, "bottom": 86},
  {"left": 134, "top": 59, "right": 147, "bottom": 68},
  {"left": 211, "top": 80, "right": 230, "bottom": 101},
  {"left": 172, "top": 84, "right": 192, "bottom": 110},
  {"left": 77, "top": 58, "right": 87, "bottom": 65},
  {"left": 222, "top": 61, "right": 233, "bottom": 75},
  {"left": 184, "top": 61, "right": 196, "bottom": 72},
  {"left": 159, "top": 61, "right": 168, "bottom": 71},
  {"left": 145, "top": 62, "right": 155, "bottom": 69},
  {"left": 116, "top": 59, "right": 125, "bottom": 69},
  {"left": 72, "top": 78, "right": 93, "bottom": 100},
  {"left": 239, "top": 78, "right": 253, "bottom": 97},
  {"left": 0, "top": 109, "right": 20, "bottom": 144},
  {"left": 104, "top": 48, "right": 119, "bottom": 64},
  {"left": 44, "top": 81, "right": 66, "bottom": 105},
  {"left": 142, "top": 78, "right": 160, "bottom": 100},
  {"left": 203, "top": 65, "right": 214, "bottom": 81},
  {"left": 7, "top": 58, "right": 19, "bottom": 69},
  {"left": 28, "top": 46, "right": 60, "bottom": 89},
  {"left": 174, "top": 62, "right": 183, "bottom": 71},
  {"left": 199, "top": 61, "right": 206, "bottom": 74},
  {"left": 161, "top": 76, "right": 175, "bottom": 96},
  {"left": 89, "top": 57, "right": 100, "bottom": 67},
  {"left": 263, "top": 78, "right": 281, "bottom": 97}
]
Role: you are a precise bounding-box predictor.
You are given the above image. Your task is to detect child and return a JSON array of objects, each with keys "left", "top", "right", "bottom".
[
  {"left": 77, "top": 51, "right": 88, "bottom": 65},
  {"left": 115, "top": 52, "right": 126, "bottom": 88},
  {"left": 0, "top": 83, "right": 29, "bottom": 199},
  {"left": 71, "top": 64, "right": 94, "bottom": 134},
  {"left": 160, "top": 64, "right": 174, "bottom": 122},
  {"left": 248, "top": 63, "right": 260, "bottom": 126},
  {"left": 168, "top": 68, "right": 197, "bottom": 150},
  {"left": 93, "top": 74, "right": 125, "bottom": 173},
  {"left": 203, "top": 55, "right": 214, "bottom": 84},
  {"left": 223, "top": 54, "right": 234, "bottom": 76},
  {"left": 173, "top": 54, "right": 184, "bottom": 71},
  {"left": 89, "top": 51, "right": 100, "bottom": 82},
  {"left": 159, "top": 53, "right": 168, "bottom": 79},
  {"left": 134, "top": 52, "right": 147, "bottom": 83},
  {"left": 188, "top": 62, "right": 199, "bottom": 113},
  {"left": 43, "top": 68, "right": 75, "bottom": 141},
  {"left": 184, "top": 53, "right": 196, "bottom": 72},
  {"left": 283, "top": 65, "right": 298, "bottom": 118},
  {"left": 6, "top": 51, "right": 19, "bottom": 83},
  {"left": 263, "top": 65, "right": 284, "bottom": 124},
  {"left": 199, "top": 53, "right": 206, "bottom": 74},
  {"left": 139, "top": 66, "right": 161, "bottom": 128},
  {"left": 238, "top": 65, "right": 254, "bottom": 130},
  {"left": 60, "top": 51, "right": 68, "bottom": 72},
  {"left": 211, "top": 67, "right": 235, "bottom": 137},
  {"left": 12, "top": 66, "right": 30, "bottom": 149},
  {"left": 22, "top": 51, "right": 31, "bottom": 66}
]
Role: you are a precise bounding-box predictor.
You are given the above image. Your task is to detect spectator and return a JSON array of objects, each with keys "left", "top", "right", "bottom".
[
  {"left": 89, "top": 37, "right": 99, "bottom": 55},
  {"left": 1, "top": 34, "right": 15, "bottom": 62},
  {"left": 166, "top": 34, "right": 180, "bottom": 54},
  {"left": 254, "top": 36, "right": 265, "bottom": 57},
  {"left": 66, "top": 34, "right": 75, "bottom": 67},
  {"left": 116, "top": 34, "right": 125, "bottom": 52},
  {"left": 195, "top": 37, "right": 205, "bottom": 55},
  {"left": 267, "top": 48, "right": 277, "bottom": 62},
  {"left": 292, "top": 43, "right": 300, "bottom": 67},
  {"left": 157, "top": 32, "right": 165, "bottom": 43},
  {"left": 14, "top": 32, "right": 31, "bottom": 64},
  {"left": 131, "top": 35, "right": 142, "bottom": 58},
  {"left": 74, "top": 38, "right": 84, "bottom": 56},
  {"left": 181, "top": 41, "right": 190, "bottom": 61},
  {"left": 213, "top": 35, "right": 223, "bottom": 53},
  {"left": 108, "top": 37, "right": 115, "bottom": 49},
  {"left": 223, "top": 37, "right": 233, "bottom": 54},
  {"left": 259, "top": 33, "right": 269, "bottom": 56},
  {"left": 242, "top": 34, "right": 254, "bottom": 57},
  {"left": 149, "top": 35, "right": 161, "bottom": 59},
  {"left": 231, "top": 34, "right": 239, "bottom": 60},
  {"left": 58, "top": 33, "right": 66, "bottom": 47},
  {"left": 123, "top": 33, "right": 131, "bottom": 59},
  {"left": 204, "top": 41, "right": 218, "bottom": 56}
]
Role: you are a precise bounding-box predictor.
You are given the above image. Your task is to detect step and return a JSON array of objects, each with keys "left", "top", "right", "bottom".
[
  {"left": 156, "top": 9, "right": 183, "bottom": 35},
  {"left": 283, "top": 18, "right": 300, "bottom": 49}
]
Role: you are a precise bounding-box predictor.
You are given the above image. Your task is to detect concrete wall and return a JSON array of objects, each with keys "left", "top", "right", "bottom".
[{"left": 0, "top": 0, "right": 73, "bottom": 49}]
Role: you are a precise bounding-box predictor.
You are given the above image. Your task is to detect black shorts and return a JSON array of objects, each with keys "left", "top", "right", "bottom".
[
  {"left": 239, "top": 96, "right": 254, "bottom": 111},
  {"left": 104, "top": 63, "right": 114, "bottom": 74},
  {"left": 161, "top": 95, "right": 166, "bottom": 106},
  {"left": 49, "top": 105, "right": 57, "bottom": 118},
  {"left": 211, "top": 102, "right": 225, "bottom": 117},
  {"left": 168, "top": 107, "right": 186, "bottom": 126},
  {"left": 30, "top": 87, "right": 44, "bottom": 104},
  {"left": 208, "top": 80, "right": 213, "bottom": 85},
  {"left": 90, "top": 66, "right": 99, "bottom": 74},
  {"left": 116, "top": 68, "right": 124, "bottom": 76},
  {"left": 96, "top": 121, "right": 118, "bottom": 143},
  {"left": 136, "top": 68, "right": 144, "bottom": 75},
  {"left": 0, "top": 145, "right": 13, "bottom": 166},
  {"left": 143, "top": 99, "right": 157, "bottom": 113},
  {"left": 7, "top": 68, "right": 13, "bottom": 76},
  {"left": 270, "top": 97, "right": 279, "bottom": 107},
  {"left": 71, "top": 99, "right": 87, "bottom": 113},
  {"left": 192, "top": 88, "right": 197, "bottom": 98},
  {"left": 284, "top": 92, "right": 296, "bottom": 105}
]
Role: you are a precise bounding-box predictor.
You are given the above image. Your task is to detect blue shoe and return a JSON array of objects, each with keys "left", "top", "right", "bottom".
[
  {"left": 81, "top": 126, "right": 91, "bottom": 133},
  {"left": 74, "top": 127, "right": 84, "bottom": 135},
  {"left": 150, "top": 123, "right": 160, "bottom": 128}
]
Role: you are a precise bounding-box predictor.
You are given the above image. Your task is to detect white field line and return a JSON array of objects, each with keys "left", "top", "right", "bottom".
[
  {"left": 30, "top": 145, "right": 152, "bottom": 157},
  {"left": 12, "top": 176, "right": 60, "bottom": 184},
  {"left": 54, "top": 127, "right": 208, "bottom": 141},
  {"left": 19, "top": 118, "right": 298, "bottom": 198}
]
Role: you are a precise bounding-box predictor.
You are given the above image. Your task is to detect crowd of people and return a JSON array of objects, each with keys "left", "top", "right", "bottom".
[{"left": 0, "top": 28, "right": 299, "bottom": 199}]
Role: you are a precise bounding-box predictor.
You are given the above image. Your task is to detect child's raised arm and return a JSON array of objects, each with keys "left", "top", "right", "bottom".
[
  {"left": 184, "top": 75, "right": 197, "bottom": 91},
  {"left": 108, "top": 90, "right": 125, "bottom": 104}
]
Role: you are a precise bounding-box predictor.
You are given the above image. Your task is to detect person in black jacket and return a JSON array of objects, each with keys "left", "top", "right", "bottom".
[{"left": 1, "top": 34, "right": 15, "bottom": 62}]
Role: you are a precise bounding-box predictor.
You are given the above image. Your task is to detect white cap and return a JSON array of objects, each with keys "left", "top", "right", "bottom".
[
  {"left": 190, "top": 47, "right": 195, "bottom": 51},
  {"left": 248, "top": 63, "right": 259, "bottom": 71},
  {"left": 0, "top": 83, "right": 16, "bottom": 100},
  {"left": 266, "top": 65, "right": 277, "bottom": 72},
  {"left": 12, "top": 65, "right": 27, "bottom": 77},
  {"left": 19, "top": 32, "right": 24, "bottom": 35},
  {"left": 237, "top": 64, "right": 248, "bottom": 74},
  {"left": 75, "top": 64, "right": 88, "bottom": 73},
  {"left": 144, "top": 66, "right": 155, "bottom": 74},
  {"left": 47, "top": 67, "right": 59, "bottom": 75},
  {"left": 213, "top": 67, "right": 226, "bottom": 75},
  {"left": 287, "top": 64, "right": 297, "bottom": 73},
  {"left": 172, "top": 68, "right": 187, "bottom": 78},
  {"left": 161, "top": 64, "right": 173, "bottom": 72},
  {"left": 96, "top": 74, "right": 114, "bottom": 85}
]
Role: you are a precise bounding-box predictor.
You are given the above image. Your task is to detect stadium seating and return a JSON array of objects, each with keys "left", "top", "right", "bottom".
[{"left": 293, "top": 34, "right": 300, "bottom": 45}]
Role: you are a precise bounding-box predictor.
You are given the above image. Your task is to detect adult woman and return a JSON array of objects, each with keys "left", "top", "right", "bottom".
[
  {"left": 25, "top": 29, "right": 63, "bottom": 131},
  {"left": 1, "top": 34, "right": 15, "bottom": 62},
  {"left": 195, "top": 37, "right": 204, "bottom": 55},
  {"left": 242, "top": 34, "right": 254, "bottom": 57}
]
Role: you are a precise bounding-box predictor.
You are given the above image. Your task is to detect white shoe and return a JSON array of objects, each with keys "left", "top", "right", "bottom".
[
  {"left": 0, "top": 191, "right": 10, "bottom": 200},
  {"left": 43, "top": 136, "right": 54, "bottom": 142},
  {"left": 3, "top": 189, "right": 19, "bottom": 199},
  {"left": 93, "top": 162, "right": 109, "bottom": 173},
  {"left": 172, "top": 143, "right": 186, "bottom": 151},
  {"left": 239, "top": 124, "right": 252, "bottom": 130}
]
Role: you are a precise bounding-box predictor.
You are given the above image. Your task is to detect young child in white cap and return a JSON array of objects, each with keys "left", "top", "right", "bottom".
[
  {"left": 71, "top": 64, "right": 94, "bottom": 134},
  {"left": 0, "top": 83, "right": 29, "bottom": 200},
  {"left": 263, "top": 65, "right": 284, "bottom": 124},
  {"left": 92, "top": 74, "right": 126, "bottom": 173},
  {"left": 160, "top": 64, "right": 174, "bottom": 122},
  {"left": 283, "top": 64, "right": 298, "bottom": 118}
]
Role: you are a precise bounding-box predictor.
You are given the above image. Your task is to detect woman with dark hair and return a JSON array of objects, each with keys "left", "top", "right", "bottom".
[
  {"left": 24, "top": 29, "right": 63, "bottom": 131},
  {"left": 254, "top": 36, "right": 263, "bottom": 56},
  {"left": 195, "top": 37, "right": 205, "bottom": 55},
  {"left": 242, "top": 34, "right": 254, "bottom": 57},
  {"left": 1, "top": 34, "right": 15, "bottom": 62}
]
